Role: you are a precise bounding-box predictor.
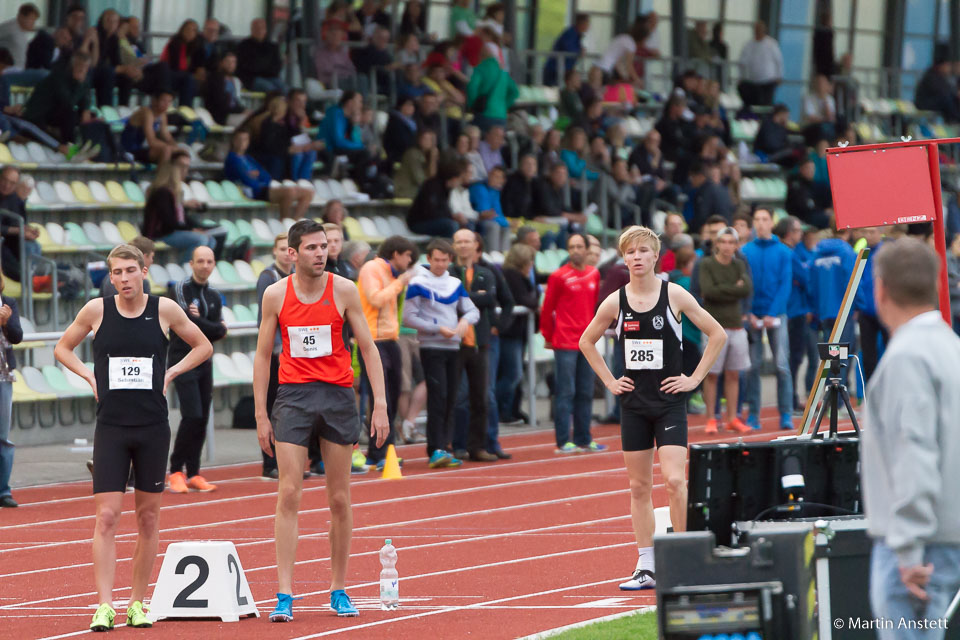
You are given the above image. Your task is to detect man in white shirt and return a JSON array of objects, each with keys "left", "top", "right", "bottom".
[
  {"left": 0, "top": 3, "right": 39, "bottom": 69},
  {"left": 737, "top": 21, "right": 783, "bottom": 108}
]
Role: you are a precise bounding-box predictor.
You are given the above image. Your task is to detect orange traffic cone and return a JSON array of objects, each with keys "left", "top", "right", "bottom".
[{"left": 381, "top": 444, "right": 402, "bottom": 480}]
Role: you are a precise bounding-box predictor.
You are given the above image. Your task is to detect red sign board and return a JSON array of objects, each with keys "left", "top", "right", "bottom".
[{"left": 826, "top": 145, "right": 936, "bottom": 228}]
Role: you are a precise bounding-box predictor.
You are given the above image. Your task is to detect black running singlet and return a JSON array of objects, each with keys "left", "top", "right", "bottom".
[
  {"left": 93, "top": 295, "right": 169, "bottom": 426},
  {"left": 616, "top": 280, "right": 684, "bottom": 410}
]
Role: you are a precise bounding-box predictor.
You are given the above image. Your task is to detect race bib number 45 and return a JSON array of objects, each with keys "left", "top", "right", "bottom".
[
  {"left": 625, "top": 339, "right": 663, "bottom": 370},
  {"left": 288, "top": 325, "right": 332, "bottom": 358},
  {"left": 108, "top": 356, "right": 153, "bottom": 390}
]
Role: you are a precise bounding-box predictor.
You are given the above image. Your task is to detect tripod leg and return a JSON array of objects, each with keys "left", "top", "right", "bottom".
[
  {"left": 810, "top": 387, "right": 830, "bottom": 437},
  {"left": 839, "top": 387, "right": 861, "bottom": 434},
  {"left": 829, "top": 384, "right": 840, "bottom": 438}
]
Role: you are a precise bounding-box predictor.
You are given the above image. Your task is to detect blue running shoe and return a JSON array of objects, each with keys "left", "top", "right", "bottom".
[
  {"left": 429, "top": 450, "right": 452, "bottom": 468},
  {"left": 779, "top": 414, "right": 795, "bottom": 430},
  {"left": 330, "top": 589, "right": 359, "bottom": 617},
  {"left": 581, "top": 441, "right": 608, "bottom": 453},
  {"left": 270, "top": 593, "right": 296, "bottom": 622},
  {"left": 375, "top": 457, "right": 403, "bottom": 472},
  {"left": 747, "top": 414, "right": 762, "bottom": 430}
]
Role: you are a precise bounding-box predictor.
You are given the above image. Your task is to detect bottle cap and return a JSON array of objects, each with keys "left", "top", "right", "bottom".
[{"left": 385, "top": 539, "right": 391, "bottom": 545}]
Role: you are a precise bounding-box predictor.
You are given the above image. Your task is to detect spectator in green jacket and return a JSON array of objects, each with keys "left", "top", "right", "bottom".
[
  {"left": 466, "top": 50, "right": 518, "bottom": 132},
  {"left": 23, "top": 52, "right": 93, "bottom": 144}
]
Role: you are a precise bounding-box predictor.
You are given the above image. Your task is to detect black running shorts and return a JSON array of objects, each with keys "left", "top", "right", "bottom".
[
  {"left": 620, "top": 403, "right": 688, "bottom": 451},
  {"left": 271, "top": 381, "right": 362, "bottom": 447},
  {"left": 92, "top": 421, "right": 171, "bottom": 493}
]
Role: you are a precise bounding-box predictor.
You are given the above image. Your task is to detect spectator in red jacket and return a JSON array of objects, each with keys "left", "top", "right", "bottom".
[{"left": 541, "top": 233, "right": 607, "bottom": 454}]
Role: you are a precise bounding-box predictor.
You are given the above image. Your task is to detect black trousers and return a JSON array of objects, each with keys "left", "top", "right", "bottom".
[
  {"left": 170, "top": 360, "right": 213, "bottom": 478},
  {"left": 261, "top": 352, "right": 322, "bottom": 474},
  {"left": 858, "top": 313, "right": 888, "bottom": 385},
  {"left": 420, "top": 347, "right": 460, "bottom": 457},
  {"left": 361, "top": 340, "right": 400, "bottom": 462},
  {"left": 453, "top": 344, "right": 488, "bottom": 454},
  {"left": 738, "top": 80, "right": 778, "bottom": 108}
]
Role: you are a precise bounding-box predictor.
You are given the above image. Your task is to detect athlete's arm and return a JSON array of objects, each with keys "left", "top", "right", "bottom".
[
  {"left": 160, "top": 297, "right": 213, "bottom": 394},
  {"left": 662, "top": 284, "right": 726, "bottom": 394},
  {"left": 578, "top": 291, "right": 634, "bottom": 395},
  {"left": 54, "top": 299, "right": 102, "bottom": 401},
  {"left": 340, "top": 278, "right": 390, "bottom": 448},
  {"left": 253, "top": 281, "right": 283, "bottom": 456}
]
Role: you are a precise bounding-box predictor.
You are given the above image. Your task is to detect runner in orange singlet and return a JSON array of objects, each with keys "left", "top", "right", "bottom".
[{"left": 255, "top": 220, "right": 389, "bottom": 621}]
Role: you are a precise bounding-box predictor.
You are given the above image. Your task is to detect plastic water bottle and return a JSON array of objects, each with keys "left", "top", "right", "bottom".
[{"left": 379, "top": 539, "right": 399, "bottom": 610}]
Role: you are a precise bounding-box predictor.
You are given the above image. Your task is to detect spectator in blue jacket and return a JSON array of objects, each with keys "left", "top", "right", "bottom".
[
  {"left": 469, "top": 165, "right": 509, "bottom": 252},
  {"left": 224, "top": 129, "right": 314, "bottom": 219},
  {"left": 776, "top": 216, "right": 818, "bottom": 411},
  {"left": 318, "top": 90, "right": 377, "bottom": 183},
  {"left": 812, "top": 227, "right": 856, "bottom": 387},
  {"left": 543, "top": 14, "right": 589, "bottom": 86},
  {"left": 854, "top": 226, "right": 888, "bottom": 383},
  {"left": 742, "top": 208, "right": 794, "bottom": 430}
]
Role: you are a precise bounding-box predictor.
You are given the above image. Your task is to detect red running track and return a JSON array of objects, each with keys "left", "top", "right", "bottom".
[{"left": 0, "top": 410, "right": 818, "bottom": 639}]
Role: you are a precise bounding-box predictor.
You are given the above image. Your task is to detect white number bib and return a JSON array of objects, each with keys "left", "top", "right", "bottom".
[
  {"left": 288, "top": 325, "right": 332, "bottom": 358},
  {"left": 108, "top": 356, "right": 153, "bottom": 390},
  {"left": 625, "top": 339, "right": 663, "bottom": 370}
]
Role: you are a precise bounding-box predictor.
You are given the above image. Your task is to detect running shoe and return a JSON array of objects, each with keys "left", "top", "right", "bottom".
[
  {"left": 688, "top": 391, "right": 706, "bottom": 415},
  {"left": 311, "top": 462, "right": 325, "bottom": 476},
  {"left": 555, "top": 442, "right": 579, "bottom": 454},
  {"left": 746, "top": 414, "right": 762, "bottom": 431},
  {"left": 351, "top": 448, "right": 369, "bottom": 474},
  {"left": 270, "top": 593, "right": 295, "bottom": 622},
  {"left": 429, "top": 450, "right": 452, "bottom": 468},
  {"left": 619, "top": 569, "right": 656, "bottom": 591},
  {"left": 444, "top": 455, "right": 463, "bottom": 468},
  {"left": 330, "top": 590, "right": 359, "bottom": 617},
  {"left": 780, "top": 414, "right": 795, "bottom": 431},
  {"left": 126, "top": 601, "right": 152, "bottom": 628},
  {"left": 186, "top": 475, "right": 217, "bottom": 492},
  {"left": 375, "top": 457, "right": 403, "bottom": 472},
  {"left": 729, "top": 418, "right": 752, "bottom": 434},
  {"left": 581, "top": 441, "right": 608, "bottom": 453},
  {"left": 90, "top": 603, "right": 115, "bottom": 631},
  {"left": 704, "top": 418, "right": 718, "bottom": 435},
  {"left": 167, "top": 471, "right": 188, "bottom": 494}
]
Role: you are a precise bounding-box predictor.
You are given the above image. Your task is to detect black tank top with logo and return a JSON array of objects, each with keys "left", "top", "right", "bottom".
[
  {"left": 615, "top": 280, "right": 684, "bottom": 410},
  {"left": 93, "top": 295, "right": 169, "bottom": 426}
]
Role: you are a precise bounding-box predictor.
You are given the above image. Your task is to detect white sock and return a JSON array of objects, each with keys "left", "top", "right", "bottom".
[{"left": 636, "top": 546, "right": 655, "bottom": 573}]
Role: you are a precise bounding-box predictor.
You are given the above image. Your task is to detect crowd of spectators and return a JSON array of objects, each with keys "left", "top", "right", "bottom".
[{"left": 1, "top": 1, "right": 959, "bottom": 477}]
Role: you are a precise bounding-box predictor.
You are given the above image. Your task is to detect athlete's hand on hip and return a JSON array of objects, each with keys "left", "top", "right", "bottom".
[
  {"left": 85, "top": 372, "right": 98, "bottom": 402},
  {"left": 257, "top": 418, "right": 275, "bottom": 457},
  {"left": 606, "top": 376, "right": 634, "bottom": 395},
  {"left": 162, "top": 369, "right": 176, "bottom": 396},
  {"left": 370, "top": 403, "right": 389, "bottom": 447},
  {"left": 661, "top": 374, "right": 698, "bottom": 394}
]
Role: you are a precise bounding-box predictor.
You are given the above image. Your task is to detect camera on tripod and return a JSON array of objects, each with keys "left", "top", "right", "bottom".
[
  {"left": 818, "top": 342, "right": 850, "bottom": 364},
  {"left": 811, "top": 342, "right": 860, "bottom": 438}
]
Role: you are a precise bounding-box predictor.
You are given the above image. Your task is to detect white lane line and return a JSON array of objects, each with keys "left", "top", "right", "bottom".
[
  {"left": 0, "top": 437, "right": 628, "bottom": 530},
  {"left": 32, "top": 545, "right": 635, "bottom": 640},
  {"left": 0, "top": 485, "right": 632, "bottom": 582}
]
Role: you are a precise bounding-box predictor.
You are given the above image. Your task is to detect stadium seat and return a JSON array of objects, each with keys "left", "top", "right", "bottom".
[
  {"left": 123, "top": 180, "right": 145, "bottom": 203},
  {"left": 232, "top": 304, "right": 254, "bottom": 322},
  {"left": 89, "top": 181, "right": 112, "bottom": 204},
  {"left": 26, "top": 142, "right": 48, "bottom": 163},
  {"left": 205, "top": 180, "right": 227, "bottom": 203},
  {"left": 63, "top": 222, "right": 91, "bottom": 246},
  {"left": 54, "top": 181, "right": 77, "bottom": 203},
  {"left": 373, "top": 216, "right": 393, "bottom": 237},
  {"left": 148, "top": 263, "right": 170, "bottom": 286},
  {"left": 12, "top": 370, "right": 56, "bottom": 402},
  {"left": 0, "top": 143, "right": 13, "bottom": 163},
  {"left": 181, "top": 182, "right": 195, "bottom": 201},
  {"left": 249, "top": 259, "right": 266, "bottom": 276},
  {"left": 82, "top": 222, "right": 108, "bottom": 246},
  {"left": 22, "top": 366, "right": 57, "bottom": 394},
  {"left": 193, "top": 106, "right": 217, "bottom": 129},
  {"left": 231, "top": 352, "right": 254, "bottom": 380},
  {"left": 44, "top": 222, "right": 66, "bottom": 245},
  {"left": 71, "top": 181, "right": 96, "bottom": 204},
  {"left": 116, "top": 220, "right": 139, "bottom": 242},
  {"left": 212, "top": 352, "right": 242, "bottom": 384},
  {"left": 233, "top": 260, "right": 256, "bottom": 283},
  {"left": 9, "top": 142, "right": 31, "bottom": 163},
  {"left": 221, "top": 180, "right": 248, "bottom": 204},
  {"left": 267, "top": 218, "right": 286, "bottom": 236},
  {"left": 166, "top": 262, "right": 187, "bottom": 282},
  {"left": 221, "top": 306, "right": 237, "bottom": 324},
  {"left": 41, "top": 365, "right": 87, "bottom": 397},
  {"left": 100, "top": 222, "right": 125, "bottom": 245},
  {"left": 216, "top": 260, "right": 243, "bottom": 285},
  {"left": 327, "top": 179, "right": 346, "bottom": 199},
  {"left": 62, "top": 363, "right": 94, "bottom": 394},
  {"left": 37, "top": 181, "right": 58, "bottom": 204},
  {"left": 313, "top": 179, "right": 332, "bottom": 201},
  {"left": 251, "top": 218, "right": 274, "bottom": 243}
]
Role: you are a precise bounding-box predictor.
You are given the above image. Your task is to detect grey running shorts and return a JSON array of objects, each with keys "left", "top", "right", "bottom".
[{"left": 271, "top": 381, "right": 362, "bottom": 447}]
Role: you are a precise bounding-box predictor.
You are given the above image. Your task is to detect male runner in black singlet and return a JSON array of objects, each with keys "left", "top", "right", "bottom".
[
  {"left": 55, "top": 244, "right": 212, "bottom": 631},
  {"left": 579, "top": 226, "right": 726, "bottom": 590}
]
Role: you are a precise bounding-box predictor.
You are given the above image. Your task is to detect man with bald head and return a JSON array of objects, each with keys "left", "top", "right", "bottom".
[
  {"left": 237, "top": 18, "right": 285, "bottom": 93},
  {"left": 167, "top": 245, "right": 227, "bottom": 493}
]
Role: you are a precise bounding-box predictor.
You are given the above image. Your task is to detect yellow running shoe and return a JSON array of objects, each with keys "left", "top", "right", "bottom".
[
  {"left": 90, "top": 603, "right": 115, "bottom": 632},
  {"left": 126, "top": 600, "right": 152, "bottom": 628}
]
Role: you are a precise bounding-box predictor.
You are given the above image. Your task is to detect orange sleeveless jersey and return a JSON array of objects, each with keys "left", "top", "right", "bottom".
[{"left": 278, "top": 275, "right": 354, "bottom": 387}]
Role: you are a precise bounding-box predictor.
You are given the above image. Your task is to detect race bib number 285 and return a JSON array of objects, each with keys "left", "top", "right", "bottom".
[{"left": 625, "top": 339, "right": 663, "bottom": 370}]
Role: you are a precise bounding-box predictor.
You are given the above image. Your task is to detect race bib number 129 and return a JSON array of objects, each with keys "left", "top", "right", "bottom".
[{"left": 108, "top": 356, "right": 153, "bottom": 390}]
